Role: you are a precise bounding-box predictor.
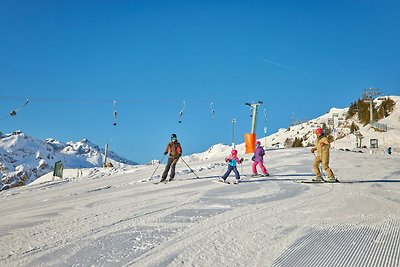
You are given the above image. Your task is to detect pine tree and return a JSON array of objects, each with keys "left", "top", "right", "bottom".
[
  {"left": 377, "top": 97, "right": 395, "bottom": 120},
  {"left": 346, "top": 101, "right": 358, "bottom": 119},
  {"left": 350, "top": 122, "right": 359, "bottom": 133},
  {"left": 292, "top": 137, "right": 304, "bottom": 147}
]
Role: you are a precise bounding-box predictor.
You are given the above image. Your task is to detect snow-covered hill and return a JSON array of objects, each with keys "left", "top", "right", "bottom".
[
  {"left": 0, "top": 131, "right": 138, "bottom": 189},
  {"left": 260, "top": 96, "right": 400, "bottom": 153},
  {"left": 184, "top": 96, "right": 399, "bottom": 166}
]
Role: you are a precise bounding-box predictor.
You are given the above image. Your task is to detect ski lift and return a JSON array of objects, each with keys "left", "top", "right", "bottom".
[
  {"left": 113, "top": 100, "right": 117, "bottom": 126},
  {"left": 210, "top": 102, "right": 215, "bottom": 119},
  {"left": 178, "top": 101, "right": 186, "bottom": 123},
  {"left": 1, "top": 99, "right": 29, "bottom": 120},
  {"left": 246, "top": 103, "right": 253, "bottom": 117},
  {"left": 263, "top": 108, "right": 267, "bottom": 123}
]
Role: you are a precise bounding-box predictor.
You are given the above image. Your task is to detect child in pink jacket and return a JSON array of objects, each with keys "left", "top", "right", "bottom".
[{"left": 220, "top": 149, "right": 244, "bottom": 184}]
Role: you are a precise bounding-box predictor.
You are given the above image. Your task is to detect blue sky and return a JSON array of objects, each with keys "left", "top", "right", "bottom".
[{"left": 1, "top": 0, "right": 399, "bottom": 163}]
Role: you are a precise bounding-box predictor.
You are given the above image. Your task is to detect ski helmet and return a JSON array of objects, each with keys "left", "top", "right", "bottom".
[
  {"left": 315, "top": 128, "right": 323, "bottom": 135},
  {"left": 171, "top": 133, "right": 177, "bottom": 141},
  {"left": 231, "top": 149, "right": 238, "bottom": 155}
]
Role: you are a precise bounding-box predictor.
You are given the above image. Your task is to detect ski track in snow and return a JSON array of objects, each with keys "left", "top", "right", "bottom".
[{"left": 1, "top": 148, "right": 400, "bottom": 266}]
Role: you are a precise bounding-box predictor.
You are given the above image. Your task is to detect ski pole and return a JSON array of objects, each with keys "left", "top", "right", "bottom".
[
  {"left": 180, "top": 157, "right": 200, "bottom": 179},
  {"left": 149, "top": 154, "right": 166, "bottom": 180}
]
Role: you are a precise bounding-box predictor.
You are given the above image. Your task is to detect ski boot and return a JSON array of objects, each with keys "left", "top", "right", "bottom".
[
  {"left": 312, "top": 176, "right": 324, "bottom": 182},
  {"left": 326, "top": 176, "right": 339, "bottom": 183}
]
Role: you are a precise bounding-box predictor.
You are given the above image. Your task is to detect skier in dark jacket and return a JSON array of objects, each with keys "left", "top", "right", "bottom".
[{"left": 160, "top": 134, "right": 182, "bottom": 182}]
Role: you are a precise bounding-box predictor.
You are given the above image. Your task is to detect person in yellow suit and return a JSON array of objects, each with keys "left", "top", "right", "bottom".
[{"left": 311, "top": 128, "right": 338, "bottom": 182}]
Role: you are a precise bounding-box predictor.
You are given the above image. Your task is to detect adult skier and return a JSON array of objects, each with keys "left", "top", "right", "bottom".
[
  {"left": 159, "top": 134, "right": 182, "bottom": 183},
  {"left": 251, "top": 141, "right": 270, "bottom": 177},
  {"left": 311, "top": 128, "right": 337, "bottom": 182}
]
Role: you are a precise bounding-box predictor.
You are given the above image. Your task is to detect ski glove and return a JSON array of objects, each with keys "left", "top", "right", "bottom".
[
  {"left": 251, "top": 156, "right": 255, "bottom": 161},
  {"left": 164, "top": 151, "right": 168, "bottom": 155},
  {"left": 240, "top": 158, "right": 244, "bottom": 163}
]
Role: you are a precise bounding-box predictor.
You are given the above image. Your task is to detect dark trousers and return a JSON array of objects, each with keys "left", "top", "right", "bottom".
[
  {"left": 222, "top": 165, "right": 240, "bottom": 180},
  {"left": 161, "top": 157, "right": 179, "bottom": 181}
]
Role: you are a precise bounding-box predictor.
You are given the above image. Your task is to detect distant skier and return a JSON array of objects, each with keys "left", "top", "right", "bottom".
[
  {"left": 311, "top": 128, "right": 337, "bottom": 182},
  {"left": 220, "top": 149, "right": 244, "bottom": 184},
  {"left": 159, "top": 134, "right": 182, "bottom": 183},
  {"left": 251, "top": 141, "right": 270, "bottom": 177},
  {"left": 387, "top": 147, "right": 392, "bottom": 155}
]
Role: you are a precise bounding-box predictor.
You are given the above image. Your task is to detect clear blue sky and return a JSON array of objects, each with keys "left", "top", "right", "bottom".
[{"left": 1, "top": 0, "right": 399, "bottom": 163}]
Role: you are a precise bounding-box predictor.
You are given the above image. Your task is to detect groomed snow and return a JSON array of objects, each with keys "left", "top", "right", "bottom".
[{"left": 1, "top": 147, "right": 399, "bottom": 266}]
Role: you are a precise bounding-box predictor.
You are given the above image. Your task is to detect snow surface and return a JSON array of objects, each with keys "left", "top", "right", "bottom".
[{"left": 1, "top": 147, "right": 400, "bottom": 266}]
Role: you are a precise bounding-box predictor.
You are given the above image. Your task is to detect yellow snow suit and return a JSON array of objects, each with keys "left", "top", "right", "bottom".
[{"left": 312, "top": 135, "right": 335, "bottom": 178}]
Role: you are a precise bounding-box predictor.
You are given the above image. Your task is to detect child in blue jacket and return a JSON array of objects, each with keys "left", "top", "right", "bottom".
[{"left": 220, "top": 149, "right": 244, "bottom": 184}]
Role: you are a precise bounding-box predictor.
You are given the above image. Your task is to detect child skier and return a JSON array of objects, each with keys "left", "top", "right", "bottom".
[
  {"left": 220, "top": 149, "right": 244, "bottom": 184},
  {"left": 251, "top": 141, "right": 270, "bottom": 177},
  {"left": 311, "top": 127, "right": 337, "bottom": 182}
]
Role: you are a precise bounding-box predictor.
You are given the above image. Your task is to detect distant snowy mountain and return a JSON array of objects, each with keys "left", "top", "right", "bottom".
[{"left": 0, "top": 131, "right": 138, "bottom": 189}]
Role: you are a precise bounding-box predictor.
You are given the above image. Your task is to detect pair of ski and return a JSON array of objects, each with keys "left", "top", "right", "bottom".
[
  {"left": 295, "top": 178, "right": 340, "bottom": 184},
  {"left": 154, "top": 179, "right": 174, "bottom": 185},
  {"left": 250, "top": 174, "right": 270, "bottom": 178},
  {"left": 217, "top": 179, "right": 240, "bottom": 185}
]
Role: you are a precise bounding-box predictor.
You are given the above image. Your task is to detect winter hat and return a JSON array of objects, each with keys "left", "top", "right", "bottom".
[
  {"left": 315, "top": 128, "right": 323, "bottom": 135},
  {"left": 231, "top": 149, "right": 238, "bottom": 156},
  {"left": 171, "top": 133, "right": 177, "bottom": 139},
  {"left": 256, "top": 141, "right": 261, "bottom": 146}
]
